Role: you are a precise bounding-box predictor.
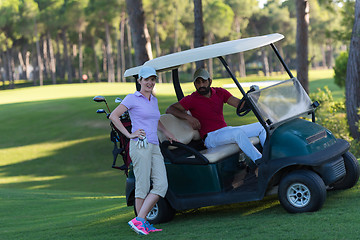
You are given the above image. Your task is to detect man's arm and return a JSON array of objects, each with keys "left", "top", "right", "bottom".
[
  {"left": 227, "top": 95, "right": 242, "bottom": 108},
  {"left": 166, "top": 102, "right": 201, "bottom": 130}
]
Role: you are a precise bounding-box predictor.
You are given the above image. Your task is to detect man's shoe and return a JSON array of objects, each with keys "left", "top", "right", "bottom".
[
  {"left": 128, "top": 217, "right": 149, "bottom": 235},
  {"left": 247, "top": 159, "right": 258, "bottom": 171},
  {"left": 145, "top": 221, "right": 163, "bottom": 232},
  {"left": 254, "top": 158, "right": 264, "bottom": 166}
]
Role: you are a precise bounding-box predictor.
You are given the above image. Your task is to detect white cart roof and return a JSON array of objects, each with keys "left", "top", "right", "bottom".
[{"left": 124, "top": 33, "right": 284, "bottom": 78}]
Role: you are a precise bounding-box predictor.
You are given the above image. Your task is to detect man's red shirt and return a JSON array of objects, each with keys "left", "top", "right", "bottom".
[{"left": 179, "top": 87, "right": 232, "bottom": 138}]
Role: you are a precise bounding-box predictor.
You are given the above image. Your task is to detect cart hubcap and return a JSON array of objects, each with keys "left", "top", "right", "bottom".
[
  {"left": 287, "top": 183, "right": 310, "bottom": 208},
  {"left": 146, "top": 203, "right": 159, "bottom": 220}
]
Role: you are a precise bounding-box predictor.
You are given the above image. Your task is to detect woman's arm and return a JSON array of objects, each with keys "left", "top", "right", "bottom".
[{"left": 109, "top": 104, "right": 143, "bottom": 139}]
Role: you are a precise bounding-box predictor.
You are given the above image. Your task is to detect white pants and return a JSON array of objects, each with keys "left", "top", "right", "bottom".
[{"left": 204, "top": 122, "right": 266, "bottom": 162}]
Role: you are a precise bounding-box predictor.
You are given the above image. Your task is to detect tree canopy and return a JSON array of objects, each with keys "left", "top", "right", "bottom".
[{"left": 0, "top": 0, "right": 356, "bottom": 88}]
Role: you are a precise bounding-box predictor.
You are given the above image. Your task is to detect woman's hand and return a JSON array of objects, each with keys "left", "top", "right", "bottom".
[{"left": 129, "top": 129, "right": 146, "bottom": 139}]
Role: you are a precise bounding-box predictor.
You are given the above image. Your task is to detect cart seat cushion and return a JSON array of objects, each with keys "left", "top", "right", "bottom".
[
  {"left": 158, "top": 114, "right": 200, "bottom": 145},
  {"left": 199, "top": 137, "right": 259, "bottom": 163}
]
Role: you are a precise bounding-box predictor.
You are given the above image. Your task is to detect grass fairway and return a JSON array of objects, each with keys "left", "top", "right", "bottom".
[{"left": 1, "top": 69, "right": 359, "bottom": 239}]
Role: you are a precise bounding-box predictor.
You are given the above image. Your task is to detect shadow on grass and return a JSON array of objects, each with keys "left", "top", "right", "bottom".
[{"left": 0, "top": 94, "right": 254, "bottom": 194}]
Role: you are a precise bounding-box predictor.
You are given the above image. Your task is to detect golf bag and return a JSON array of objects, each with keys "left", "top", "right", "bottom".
[{"left": 110, "top": 112, "right": 132, "bottom": 176}]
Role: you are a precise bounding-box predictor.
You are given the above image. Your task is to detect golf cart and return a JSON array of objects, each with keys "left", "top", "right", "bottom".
[{"left": 99, "top": 33, "right": 359, "bottom": 224}]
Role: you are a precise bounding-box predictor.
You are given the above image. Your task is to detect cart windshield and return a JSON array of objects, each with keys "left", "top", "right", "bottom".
[{"left": 247, "top": 78, "right": 313, "bottom": 127}]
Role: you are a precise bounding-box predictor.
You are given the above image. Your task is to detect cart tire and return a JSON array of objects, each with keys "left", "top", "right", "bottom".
[
  {"left": 332, "top": 152, "right": 360, "bottom": 190},
  {"left": 134, "top": 198, "right": 175, "bottom": 224},
  {"left": 278, "top": 170, "right": 326, "bottom": 213}
]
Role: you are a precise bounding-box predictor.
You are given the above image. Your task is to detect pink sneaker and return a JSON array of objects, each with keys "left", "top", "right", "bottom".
[
  {"left": 128, "top": 217, "right": 149, "bottom": 235},
  {"left": 145, "top": 221, "right": 163, "bottom": 232}
]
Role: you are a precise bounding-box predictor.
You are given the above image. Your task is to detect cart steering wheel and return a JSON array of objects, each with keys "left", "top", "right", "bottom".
[{"left": 236, "top": 97, "right": 252, "bottom": 117}]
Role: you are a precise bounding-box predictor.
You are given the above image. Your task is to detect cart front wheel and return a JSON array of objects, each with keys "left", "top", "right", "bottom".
[
  {"left": 279, "top": 170, "right": 326, "bottom": 213},
  {"left": 332, "top": 151, "right": 360, "bottom": 190}
]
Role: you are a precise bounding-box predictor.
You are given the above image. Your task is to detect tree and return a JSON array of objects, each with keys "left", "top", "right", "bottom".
[
  {"left": 203, "top": 0, "right": 234, "bottom": 77},
  {"left": 193, "top": 0, "right": 205, "bottom": 68},
  {"left": 65, "top": 0, "right": 89, "bottom": 83},
  {"left": 225, "top": 0, "right": 257, "bottom": 77},
  {"left": 345, "top": 0, "right": 360, "bottom": 140},
  {"left": 0, "top": 0, "right": 20, "bottom": 88},
  {"left": 126, "top": 0, "right": 153, "bottom": 66},
  {"left": 296, "top": 0, "right": 309, "bottom": 93}
]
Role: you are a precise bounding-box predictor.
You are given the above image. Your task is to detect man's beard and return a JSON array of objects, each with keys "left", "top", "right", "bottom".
[{"left": 197, "top": 86, "right": 211, "bottom": 95}]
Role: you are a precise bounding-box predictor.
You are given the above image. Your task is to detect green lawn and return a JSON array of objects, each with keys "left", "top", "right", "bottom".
[{"left": 1, "top": 69, "right": 358, "bottom": 240}]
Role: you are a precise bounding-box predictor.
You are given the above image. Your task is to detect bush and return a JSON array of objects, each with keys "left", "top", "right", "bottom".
[
  {"left": 310, "top": 87, "right": 360, "bottom": 158},
  {"left": 333, "top": 51, "right": 348, "bottom": 88}
]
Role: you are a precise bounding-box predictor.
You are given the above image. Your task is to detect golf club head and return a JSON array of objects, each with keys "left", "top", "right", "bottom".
[
  {"left": 115, "top": 97, "right": 122, "bottom": 103},
  {"left": 96, "top": 109, "right": 107, "bottom": 114},
  {"left": 93, "top": 95, "right": 106, "bottom": 103}
]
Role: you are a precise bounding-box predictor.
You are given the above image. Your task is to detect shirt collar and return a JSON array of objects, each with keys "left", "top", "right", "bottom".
[
  {"left": 193, "top": 87, "right": 215, "bottom": 98},
  {"left": 134, "top": 91, "right": 154, "bottom": 100}
]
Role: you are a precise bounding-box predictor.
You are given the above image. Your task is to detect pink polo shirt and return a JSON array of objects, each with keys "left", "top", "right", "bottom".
[
  {"left": 121, "top": 91, "right": 161, "bottom": 145},
  {"left": 179, "top": 87, "right": 232, "bottom": 138}
]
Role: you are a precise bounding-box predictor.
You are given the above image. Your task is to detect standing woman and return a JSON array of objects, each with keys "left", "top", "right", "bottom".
[{"left": 109, "top": 66, "right": 176, "bottom": 235}]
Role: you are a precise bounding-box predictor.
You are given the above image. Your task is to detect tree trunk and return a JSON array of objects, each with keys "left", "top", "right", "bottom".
[
  {"left": 154, "top": 11, "right": 163, "bottom": 83},
  {"left": 117, "top": 24, "right": 121, "bottom": 82},
  {"left": 79, "top": 31, "right": 83, "bottom": 83},
  {"left": 120, "top": 12, "right": 126, "bottom": 82},
  {"left": 5, "top": 48, "right": 14, "bottom": 89},
  {"left": 91, "top": 36, "right": 100, "bottom": 82},
  {"left": 10, "top": 52, "right": 16, "bottom": 86},
  {"left": 102, "top": 43, "right": 107, "bottom": 79},
  {"left": 42, "top": 36, "right": 49, "bottom": 80},
  {"left": 47, "top": 32, "right": 56, "bottom": 84},
  {"left": 105, "top": 22, "right": 115, "bottom": 82},
  {"left": 261, "top": 49, "right": 270, "bottom": 77},
  {"left": 345, "top": 0, "right": 360, "bottom": 140},
  {"left": 235, "top": 16, "right": 246, "bottom": 77},
  {"left": 0, "top": 52, "right": 4, "bottom": 89},
  {"left": 279, "top": 45, "right": 285, "bottom": 74},
  {"left": 239, "top": 53, "right": 246, "bottom": 77},
  {"left": 35, "top": 20, "right": 43, "bottom": 86},
  {"left": 296, "top": 0, "right": 309, "bottom": 93},
  {"left": 326, "top": 43, "right": 334, "bottom": 69},
  {"left": 2, "top": 51, "right": 9, "bottom": 87},
  {"left": 56, "top": 34, "right": 63, "bottom": 79},
  {"left": 173, "top": 8, "right": 179, "bottom": 53},
  {"left": 25, "top": 51, "right": 31, "bottom": 81},
  {"left": 62, "top": 29, "right": 72, "bottom": 83},
  {"left": 18, "top": 51, "right": 26, "bottom": 80},
  {"left": 193, "top": 0, "right": 205, "bottom": 69},
  {"left": 126, "top": 0, "right": 152, "bottom": 66},
  {"left": 321, "top": 44, "right": 326, "bottom": 68},
  {"left": 72, "top": 44, "right": 78, "bottom": 80},
  {"left": 208, "top": 32, "right": 214, "bottom": 78},
  {"left": 126, "top": 19, "right": 134, "bottom": 68}
]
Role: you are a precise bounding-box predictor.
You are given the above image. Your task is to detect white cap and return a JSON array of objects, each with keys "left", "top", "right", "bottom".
[
  {"left": 193, "top": 68, "right": 210, "bottom": 82},
  {"left": 138, "top": 66, "right": 157, "bottom": 80}
]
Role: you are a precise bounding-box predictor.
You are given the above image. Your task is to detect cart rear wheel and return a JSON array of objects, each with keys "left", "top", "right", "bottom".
[
  {"left": 134, "top": 198, "right": 175, "bottom": 224},
  {"left": 279, "top": 170, "right": 326, "bottom": 213},
  {"left": 332, "top": 152, "right": 360, "bottom": 190}
]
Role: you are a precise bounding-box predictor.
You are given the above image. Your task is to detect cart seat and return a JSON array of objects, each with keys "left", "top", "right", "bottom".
[
  {"left": 158, "top": 114, "right": 259, "bottom": 164},
  {"left": 198, "top": 137, "right": 259, "bottom": 163},
  {"left": 158, "top": 114, "right": 201, "bottom": 146}
]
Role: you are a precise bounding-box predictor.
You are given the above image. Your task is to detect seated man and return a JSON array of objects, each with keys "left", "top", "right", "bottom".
[{"left": 166, "top": 68, "right": 266, "bottom": 167}]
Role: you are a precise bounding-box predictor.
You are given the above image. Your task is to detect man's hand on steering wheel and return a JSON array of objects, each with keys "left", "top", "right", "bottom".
[
  {"left": 236, "top": 85, "right": 259, "bottom": 117},
  {"left": 236, "top": 97, "right": 252, "bottom": 116}
]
